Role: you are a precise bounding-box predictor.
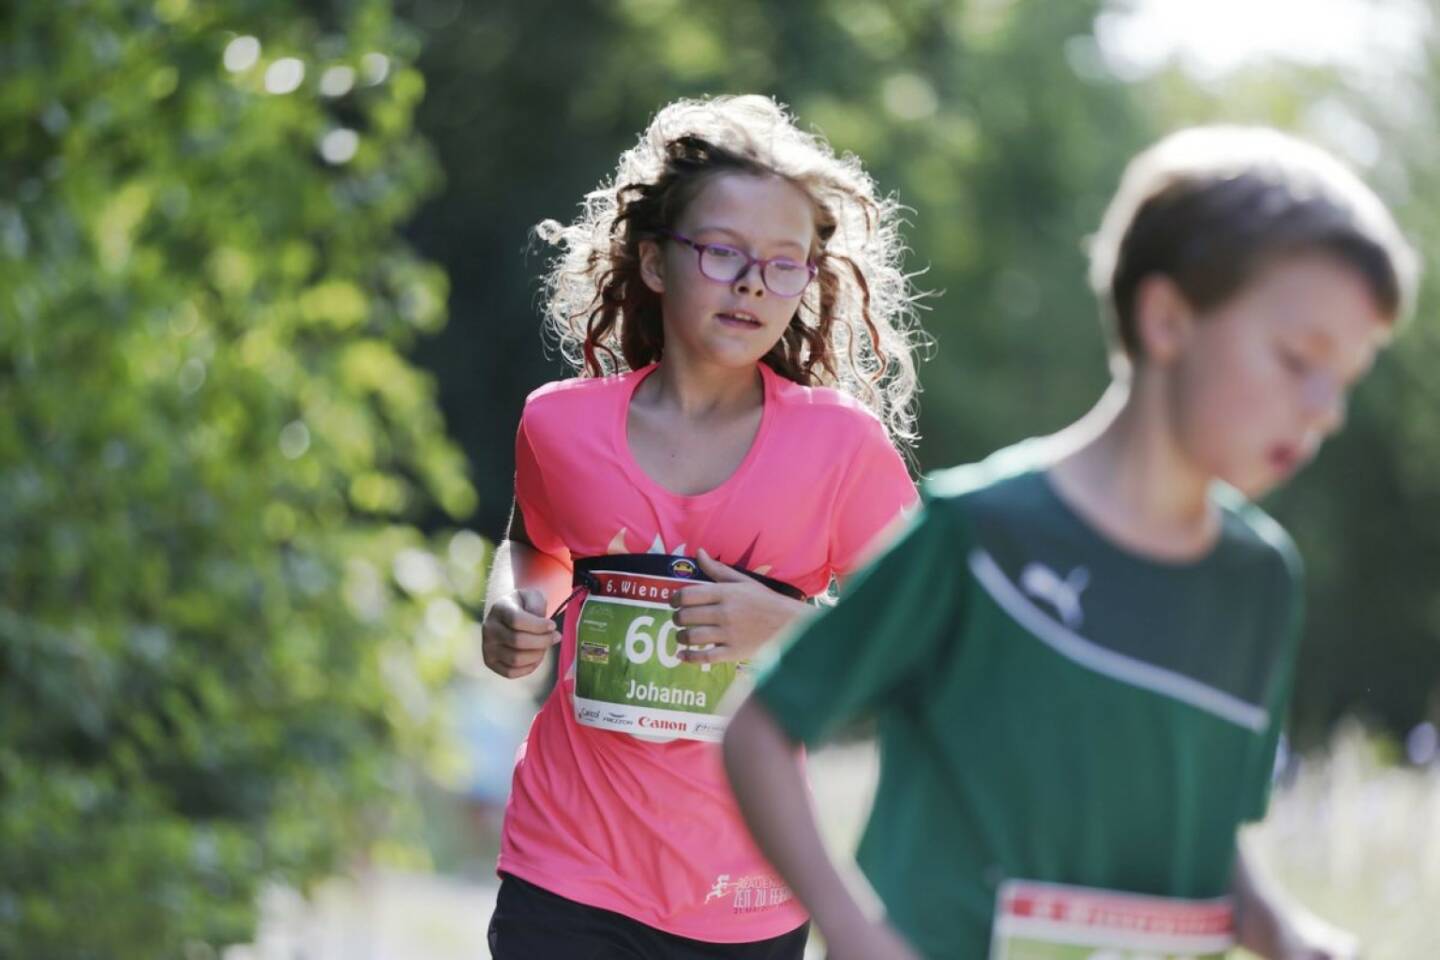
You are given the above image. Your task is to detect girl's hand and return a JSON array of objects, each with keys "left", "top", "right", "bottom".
[
  {"left": 669, "top": 549, "right": 809, "bottom": 663},
  {"left": 482, "top": 588, "right": 561, "bottom": 678}
]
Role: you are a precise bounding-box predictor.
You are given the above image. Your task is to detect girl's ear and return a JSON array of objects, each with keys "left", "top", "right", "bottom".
[
  {"left": 639, "top": 239, "right": 665, "bottom": 295},
  {"left": 1132, "top": 274, "right": 1195, "bottom": 366}
]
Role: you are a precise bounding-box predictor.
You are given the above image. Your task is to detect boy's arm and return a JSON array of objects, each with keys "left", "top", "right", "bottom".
[
  {"left": 724, "top": 499, "right": 963, "bottom": 959},
  {"left": 723, "top": 698, "right": 922, "bottom": 960},
  {"left": 481, "top": 502, "right": 571, "bottom": 679},
  {"left": 1233, "top": 841, "right": 1358, "bottom": 960}
]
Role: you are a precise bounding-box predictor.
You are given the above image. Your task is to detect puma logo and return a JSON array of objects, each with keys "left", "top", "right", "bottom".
[{"left": 1019, "top": 563, "right": 1090, "bottom": 629}]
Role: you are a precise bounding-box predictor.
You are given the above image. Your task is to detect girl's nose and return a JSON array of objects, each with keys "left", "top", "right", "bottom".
[{"left": 734, "top": 261, "right": 766, "bottom": 297}]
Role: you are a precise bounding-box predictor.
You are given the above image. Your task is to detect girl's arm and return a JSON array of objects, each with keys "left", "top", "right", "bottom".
[
  {"left": 481, "top": 501, "right": 571, "bottom": 679},
  {"left": 1233, "top": 841, "right": 1358, "bottom": 960},
  {"left": 723, "top": 697, "right": 922, "bottom": 960}
]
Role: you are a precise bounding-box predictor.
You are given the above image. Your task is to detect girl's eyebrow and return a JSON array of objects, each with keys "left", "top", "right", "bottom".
[{"left": 691, "top": 225, "right": 809, "bottom": 254}]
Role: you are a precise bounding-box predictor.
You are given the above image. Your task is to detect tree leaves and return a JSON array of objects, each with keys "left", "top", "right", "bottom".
[{"left": 0, "top": 2, "right": 481, "bottom": 955}]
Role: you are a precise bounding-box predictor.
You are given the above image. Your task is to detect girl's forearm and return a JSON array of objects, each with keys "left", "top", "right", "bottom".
[
  {"left": 484, "top": 538, "right": 573, "bottom": 617},
  {"left": 723, "top": 698, "right": 886, "bottom": 941}
]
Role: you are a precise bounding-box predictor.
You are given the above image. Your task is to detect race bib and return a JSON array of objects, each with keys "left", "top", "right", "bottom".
[
  {"left": 572, "top": 566, "right": 747, "bottom": 742},
  {"left": 990, "top": 880, "right": 1234, "bottom": 960}
]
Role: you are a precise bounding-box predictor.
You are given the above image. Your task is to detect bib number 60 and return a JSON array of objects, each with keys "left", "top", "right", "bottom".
[{"left": 625, "top": 615, "right": 711, "bottom": 672}]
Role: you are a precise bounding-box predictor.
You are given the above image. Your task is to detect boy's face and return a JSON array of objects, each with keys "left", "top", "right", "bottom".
[{"left": 1166, "top": 253, "right": 1392, "bottom": 498}]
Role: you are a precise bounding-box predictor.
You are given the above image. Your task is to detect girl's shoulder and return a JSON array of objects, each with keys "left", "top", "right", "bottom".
[
  {"left": 765, "top": 370, "right": 888, "bottom": 442},
  {"left": 517, "top": 372, "right": 638, "bottom": 449},
  {"left": 524, "top": 371, "right": 631, "bottom": 404},
  {"left": 521, "top": 370, "right": 641, "bottom": 423}
]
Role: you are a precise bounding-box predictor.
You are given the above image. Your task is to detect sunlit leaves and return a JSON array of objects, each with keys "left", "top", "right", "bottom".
[{"left": 0, "top": 1, "right": 480, "bottom": 956}]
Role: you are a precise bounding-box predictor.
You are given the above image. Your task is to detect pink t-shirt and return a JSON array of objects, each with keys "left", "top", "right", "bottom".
[{"left": 497, "top": 361, "right": 916, "bottom": 943}]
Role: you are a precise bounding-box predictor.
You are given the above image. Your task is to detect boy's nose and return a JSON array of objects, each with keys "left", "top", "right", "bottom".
[{"left": 1303, "top": 375, "right": 1346, "bottom": 434}]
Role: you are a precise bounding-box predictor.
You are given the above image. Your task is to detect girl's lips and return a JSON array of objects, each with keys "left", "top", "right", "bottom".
[{"left": 716, "top": 311, "right": 762, "bottom": 328}]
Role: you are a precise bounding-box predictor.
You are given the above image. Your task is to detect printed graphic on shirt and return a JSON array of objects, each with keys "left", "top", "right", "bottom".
[
  {"left": 964, "top": 472, "right": 1294, "bottom": 732},
  {"left": 1019, "top": 563, "right": 1090, "bottom": 628},
  {"left": 604, "top": 526, "right": 774, "bottom": 576},
  {"left": 989, "top": 880, "right": 1233, "bottom": 959},
  {"left": 703, "top": 874, "right": 795, "bottom": 914},
  {"left": 971, "top": 549, "right": 1271, "bottom": 733},
  {"left": 574, "top": 569, "right": 749, "bottom": 742}
]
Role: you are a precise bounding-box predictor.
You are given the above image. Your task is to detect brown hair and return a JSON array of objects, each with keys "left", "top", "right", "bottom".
[
  {"left": 535, "top": 95, "right": 926, "bottom": 446},
  {"left": 1088, "top": 125, "right": 1420, "bottom": 368}
]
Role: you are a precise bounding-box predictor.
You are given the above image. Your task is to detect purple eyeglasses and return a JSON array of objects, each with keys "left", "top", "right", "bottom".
[{"left": 662, "top": 230, "right": 817, "bottom": 298}]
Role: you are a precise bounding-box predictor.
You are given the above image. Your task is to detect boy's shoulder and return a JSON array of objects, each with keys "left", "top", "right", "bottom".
[
  {"left": 912, "top": 441, "right": 1052, "bottom": 553},
  {"left": 922, "top": 440, "right": 1301, "bottom": 583},
  {"left": 922, "top": 439, "right": 1051, "bottom": 510},
  {"left": 1212, "top": 484, "right": 1303, "bottom": 582}
]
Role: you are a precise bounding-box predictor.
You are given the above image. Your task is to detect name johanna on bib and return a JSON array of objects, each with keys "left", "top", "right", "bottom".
[
  {"left": 990, "top": 879, "right": 1235, "bottom": 960},
  {"left": 572, "top": 569, "right": 750, "bottom": 743}
]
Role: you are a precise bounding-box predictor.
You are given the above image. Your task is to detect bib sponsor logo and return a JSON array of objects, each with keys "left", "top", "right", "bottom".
[
  {"left": 670, "top": 557, "right": 698, "bottom": 578},
  {"left": 637, "top": 715, "right": 689, "bottom": 733}
]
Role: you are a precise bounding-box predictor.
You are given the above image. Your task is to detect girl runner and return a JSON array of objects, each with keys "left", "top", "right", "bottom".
[{"left": 481, "top": 95, "right": 926, "bottom": 959}]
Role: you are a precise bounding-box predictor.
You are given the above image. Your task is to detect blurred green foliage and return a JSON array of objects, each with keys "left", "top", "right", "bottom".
[
  {"left": 0, "top": 1, "right": 486, "bottom": 955},
  {"left": 406, "top": 0, "right": 1438, "bottom": 748}
]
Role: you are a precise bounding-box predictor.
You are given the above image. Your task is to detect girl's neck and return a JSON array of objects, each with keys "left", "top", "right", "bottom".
[
  {"left": 1045, "top": 378, "right": 1220, "bottom": 561},
  {"left": 639, "top": 355, "right": 764, "bottom": 419}
]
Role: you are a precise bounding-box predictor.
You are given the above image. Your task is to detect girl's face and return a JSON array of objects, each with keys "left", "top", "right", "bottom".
[
  {"left": 1161, "top": 253, "right": 1390, "bottom": 498},
  {"left": 639, "top": 172, "right": 817, "bottom": 372}
]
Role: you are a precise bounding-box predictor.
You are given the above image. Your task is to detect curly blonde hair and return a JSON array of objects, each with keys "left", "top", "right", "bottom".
[{"left": 535, "top": 95, "right": 926, "bottom": 447}]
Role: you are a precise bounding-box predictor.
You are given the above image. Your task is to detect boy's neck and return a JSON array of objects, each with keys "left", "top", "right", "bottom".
[
  {"left": 640, "top": 355, "right": 764, "bottom": 420},
  {"left": 1045, "top": 380, "right": 1222, "bottom": 563}
]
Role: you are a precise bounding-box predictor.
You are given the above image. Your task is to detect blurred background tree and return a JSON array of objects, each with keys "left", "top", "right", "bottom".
[{"left": 0, "top": 1, "right": 485, "bottom": 956}]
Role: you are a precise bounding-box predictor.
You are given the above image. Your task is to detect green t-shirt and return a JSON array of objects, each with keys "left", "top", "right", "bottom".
[{"left": 753, "top": 445, "right": 1303, "bottom": 958}]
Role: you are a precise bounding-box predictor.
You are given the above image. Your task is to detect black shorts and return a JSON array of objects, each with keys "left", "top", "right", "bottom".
[{"left": 487, "top": 873, "right": 810, "bottom": 960}]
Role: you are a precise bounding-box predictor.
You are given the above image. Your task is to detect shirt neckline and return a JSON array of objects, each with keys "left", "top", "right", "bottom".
[
  {"left": 1029, "top": 467, "right": 1235, "bottom": 574},
  {"left": 613, "top": 361, "right": 776, "bottom": 507}
]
